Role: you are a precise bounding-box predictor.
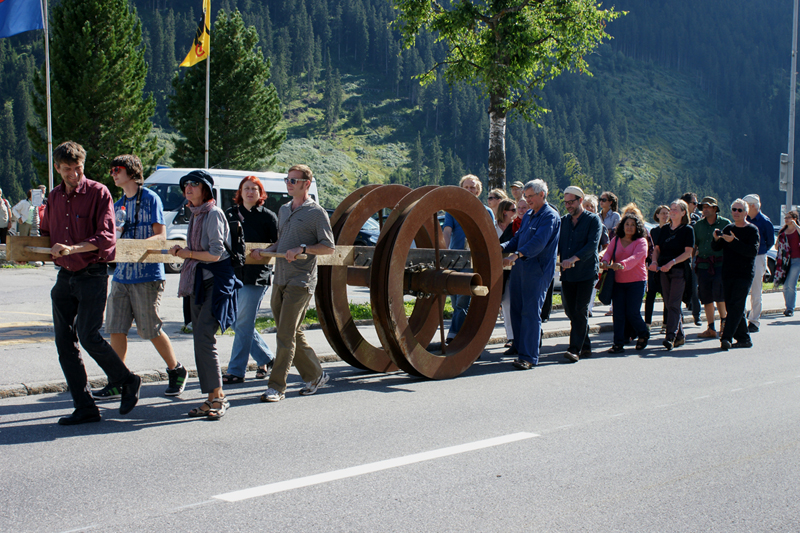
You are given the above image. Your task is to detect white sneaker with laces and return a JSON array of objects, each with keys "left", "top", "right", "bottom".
[
  {"left": 299, "top": 371, "right": 330, "bottom": 396},
  {"left": 261, "top": 388, "right": 284, "bottom": 402}
]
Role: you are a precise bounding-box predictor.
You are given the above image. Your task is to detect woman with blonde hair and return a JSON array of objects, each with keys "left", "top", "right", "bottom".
[
  {"left": 487, "top": 188, "right": 508, "bottom": 214},
  {"left": 648, "top": 200, "right": 694, "bottom": 350}
]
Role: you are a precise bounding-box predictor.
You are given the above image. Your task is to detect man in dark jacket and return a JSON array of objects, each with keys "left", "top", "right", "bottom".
[{"left": 558, "top": 186, "right": 603, "bottom": 362}]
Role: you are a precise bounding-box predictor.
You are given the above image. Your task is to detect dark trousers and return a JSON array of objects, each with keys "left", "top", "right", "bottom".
[
  {"left": 190, "top": 279, "right": 223, "bottom": 394},
  {"left": 721, "top": 277, "right": 752, "bottom": 343},
  {"left": 660, "top": 268, "right": 685, "bottom": 341},
  {"left": 0, "top": 227, "right": 7, "bottom": 244},
  {"left": 612, "top": 280, "right": 649, "bottom": 345},
  {"left": 561, "top": 279, "right": 595, "bottom": 353},
  {"left": 644, "top": 270, "right": 663, "bottom": 324},
  {"left": 689, "top": 261, "right": 701, "bottom": 321},
  {"left": 541, "top": 279, "right": 554, "bottom": 321},
  {"left": 52, "top": 265, "right": 132, "bottom": 412}
]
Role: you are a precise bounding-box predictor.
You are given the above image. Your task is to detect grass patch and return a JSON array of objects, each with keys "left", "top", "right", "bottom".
[
  {"left": 250, "top": 298, "right": 456, "bottom": 332},
  {"left": 0, "top": 263, "right": 36, "bottom": 268}
]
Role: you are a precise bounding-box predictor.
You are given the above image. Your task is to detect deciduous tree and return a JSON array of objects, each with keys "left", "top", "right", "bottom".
[{"left": 394, "top": 0, "right": 621, "bottom": 190}]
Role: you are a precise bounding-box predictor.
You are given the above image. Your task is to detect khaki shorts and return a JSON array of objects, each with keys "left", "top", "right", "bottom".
[{"left": 106, "top": 280, "right": 165, "bottom": 339}]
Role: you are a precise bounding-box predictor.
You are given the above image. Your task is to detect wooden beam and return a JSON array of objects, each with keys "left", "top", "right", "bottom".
[{"left": 5, "top": 237, "right": 514, "bottom": 270}]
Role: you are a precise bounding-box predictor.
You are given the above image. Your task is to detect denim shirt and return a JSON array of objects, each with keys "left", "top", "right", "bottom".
[{"left": 559, "top": 210, "right": 602, "bottom": 283}]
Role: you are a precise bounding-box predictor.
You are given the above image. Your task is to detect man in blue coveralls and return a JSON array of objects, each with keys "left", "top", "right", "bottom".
[{"left": 501, "top": 180, "right": 561, "bottom": 370}]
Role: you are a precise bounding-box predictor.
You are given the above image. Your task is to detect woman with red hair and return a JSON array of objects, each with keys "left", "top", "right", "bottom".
[{"left": 222, "top": 176, "right": 279, "bottom": 384}]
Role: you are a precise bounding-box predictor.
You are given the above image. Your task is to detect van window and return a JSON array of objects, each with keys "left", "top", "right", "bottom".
[
  {"left": 145, "top": 183, "right": 185, "bottom": 212},
  {"left": 220, "top": 189, "right": 237, "bottom": 212}
]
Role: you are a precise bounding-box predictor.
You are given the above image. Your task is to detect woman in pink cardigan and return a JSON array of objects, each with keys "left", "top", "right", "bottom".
[{"left": 601, "top": 212, "right": 650, "bottom": 353}]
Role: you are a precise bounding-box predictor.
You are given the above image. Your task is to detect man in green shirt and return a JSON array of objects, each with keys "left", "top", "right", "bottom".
[{"left": 693, "top": 196, "right": 730, "bottom": 338}]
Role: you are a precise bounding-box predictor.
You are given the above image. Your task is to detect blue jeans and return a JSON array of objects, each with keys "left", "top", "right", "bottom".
[
  {"left": 226, "top": 284, "right": 274, "bottom": 378},
  {"left": 52, "top": 264, "right": 133, "bottom": 411},
  {"left": 611, "top": 280, "right": 649, "bottom": 346},
  {"left": 783, "top": 261, "right": 800, "bottom": 311},
  {"left": 447, "top": 293, "right": 471, "bottom": 339}
]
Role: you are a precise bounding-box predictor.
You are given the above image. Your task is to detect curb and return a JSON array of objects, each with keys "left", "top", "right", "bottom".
[{"left": 0, "top": 307, "right": 791, "bottom": 399}]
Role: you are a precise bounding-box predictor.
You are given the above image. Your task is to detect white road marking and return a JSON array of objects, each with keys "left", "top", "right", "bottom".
[
  {"left": 695, "top": 395, "right": 711, "bottom": 400},
  {"left": 213, "top": 432, "right": 539, "bottom": 502},
  {"left": 731, "top": 388, "right": 743, "bottom": 392}
]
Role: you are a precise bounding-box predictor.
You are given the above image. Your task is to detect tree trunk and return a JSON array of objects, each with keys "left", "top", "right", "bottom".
[{"left": 487, "top": 94, "right": 507, "bottom": 190}]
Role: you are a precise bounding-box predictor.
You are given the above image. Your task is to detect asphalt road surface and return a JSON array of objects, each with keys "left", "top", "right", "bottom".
[{"left": 1, "top": 266, "right": 799, "bottom": 532}]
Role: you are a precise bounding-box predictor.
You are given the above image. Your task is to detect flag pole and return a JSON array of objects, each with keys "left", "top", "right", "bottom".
[
  {"left": 42, "top": 0, "right": 53, "bottom": 192},
  {"left": 204, "top": 41, "right": 210, "bottom": 169}
]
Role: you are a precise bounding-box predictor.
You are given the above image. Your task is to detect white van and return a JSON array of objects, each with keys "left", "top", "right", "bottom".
[{"left": 143, "top": 167, "right": 319, "bottom": 272}]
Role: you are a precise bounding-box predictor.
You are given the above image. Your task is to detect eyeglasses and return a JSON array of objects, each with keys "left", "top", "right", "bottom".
[
  {"left": 183, "top": 180, "right": 201, "bottom": 189},
  {"left": 564, "top": 198, "right": 580, "bottom": 206},
  {"left": 488, "top": 196, "right": 500, "bottom": 200},
  {"left": 284, "top": 177, "right": 309, "bottom": 185},
  {"left": 731, "top": 207, "right": 745, "bottom": 213},
  {"left": 110, "top": 166, "right": 125, "bottom": 176}
]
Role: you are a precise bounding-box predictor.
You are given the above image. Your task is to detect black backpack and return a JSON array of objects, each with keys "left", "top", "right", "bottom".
[{"left": 224, "top": 210, "right": 247, "bottom": 269}]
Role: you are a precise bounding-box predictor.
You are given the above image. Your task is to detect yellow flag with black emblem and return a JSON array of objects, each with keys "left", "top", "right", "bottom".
[{"left": 180, "top": 0, "right": 211, "bottom": 67}]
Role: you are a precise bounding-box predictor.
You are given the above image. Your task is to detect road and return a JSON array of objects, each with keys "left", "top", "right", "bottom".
[{"left": 0, "top": 266, "right": 798, "bottom": 532}]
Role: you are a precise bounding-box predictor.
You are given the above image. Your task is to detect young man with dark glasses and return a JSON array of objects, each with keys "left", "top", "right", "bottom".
[{"left": 94, "top": 155, "right": 187, "bottom": 401}]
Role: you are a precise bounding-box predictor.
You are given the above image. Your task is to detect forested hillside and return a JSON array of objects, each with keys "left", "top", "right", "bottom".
[{"left": 0, "top": 0, "right": 795, "bottom": 219}]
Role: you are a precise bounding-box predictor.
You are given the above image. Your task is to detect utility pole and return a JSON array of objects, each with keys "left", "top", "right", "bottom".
[{"left": 782, "top": 0, "right": 799, "bottom": 216}]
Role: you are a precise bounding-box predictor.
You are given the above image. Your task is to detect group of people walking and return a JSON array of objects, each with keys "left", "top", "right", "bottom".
[
  {"left": 494, "top": 182, "right": 793, "bottom": 370},
  {"left": 39, "top": 141, "right": 333, "bottom": 425},
  {"left": 25, "top": 144, "right": 795, "bottom": 424}
]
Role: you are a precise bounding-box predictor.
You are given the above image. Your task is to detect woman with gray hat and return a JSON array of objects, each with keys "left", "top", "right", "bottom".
[{"left": 169, "top": 170, "right": 242, "bottom": 419}]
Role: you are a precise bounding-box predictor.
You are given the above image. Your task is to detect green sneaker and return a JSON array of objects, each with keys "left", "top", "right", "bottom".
[
  {"left": 93, "top": 383, "right": 122, "bottom": 401},
  {"left": 165, "top": 364, "right": 188, "bottom": 396}
]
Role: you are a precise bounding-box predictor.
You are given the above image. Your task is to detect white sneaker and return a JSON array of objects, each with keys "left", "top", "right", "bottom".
[
  {"left": 260, "top": 388, "right": 284, "bottom": 402},
  {"left": 299, "top": 371, "right": 330, "bottom": 396}
]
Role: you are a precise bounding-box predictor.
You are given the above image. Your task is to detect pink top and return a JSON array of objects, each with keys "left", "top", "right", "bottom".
[{"left": 602, "top": 236, "right": 648, "bottom": 283}]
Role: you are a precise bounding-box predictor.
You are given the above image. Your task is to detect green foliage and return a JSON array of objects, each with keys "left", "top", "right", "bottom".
[
  {"left": 169, "top": 9, "right": 284, "bottom": 170},
  {"left": 0, "top": 0, "right": 792, "bottom": 219},
  {"left": 28, "top": 0, "right": 161, "bottom": 190},
  {"left": 394, "top": 0, "right": 622, "bottom": 188}
]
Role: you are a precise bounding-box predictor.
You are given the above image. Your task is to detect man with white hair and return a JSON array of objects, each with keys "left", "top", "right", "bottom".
[
  {"left": 559, "top": 186, "right": 603, "bottom": 362},
  {"left": 712, "top": 199, "right": 759, "bottom": 350},
  {"left": 501, "top": 180, "right": 560, "bottom": 370},
  {"left": 743, "top": 194, "right": 774, "bottom": 332}
]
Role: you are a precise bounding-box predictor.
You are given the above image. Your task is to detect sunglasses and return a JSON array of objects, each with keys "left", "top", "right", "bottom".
[
  {"left": 182, "top": 180, "right": 202, "bottom": 189},
  {"left": 599, "top": 198, "right": 608, "bottom": 202},
  {"left": 506, "top": 207, "right": 516, "bottom": 212},
  {"left": 488, "top": 196, "right": 500, "bottom": 200},
  {"left": 731, "top": 207, "right": 745, "bottom": 213},
  {"left": 110, "top": 166, "right": 125, "bottom": 176},
  {"left": 284, "top": 177, "right": 309, "bottom": 185}
]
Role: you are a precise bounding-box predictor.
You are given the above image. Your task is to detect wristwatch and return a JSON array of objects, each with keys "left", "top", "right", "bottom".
[{"left": 301, "top": 244, "right": 307, "bottom": 255}]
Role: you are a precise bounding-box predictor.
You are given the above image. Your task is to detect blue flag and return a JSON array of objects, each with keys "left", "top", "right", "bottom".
[{"left": 0, "top": 0, "right": 44, "bottom": 39}]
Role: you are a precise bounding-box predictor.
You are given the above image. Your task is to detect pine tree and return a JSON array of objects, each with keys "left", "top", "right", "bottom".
[
  {"left": 28, "top": 0, "right": 161, "bottom": 189},
  {"left": 169, "top": 9, "right": 284, "bottom": 170},
  {"left": 428, "top": 136, "right": 443, "bottom": 185},
  {"left": 409, "top": 132, "right": 424, "bottom": 187}
]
